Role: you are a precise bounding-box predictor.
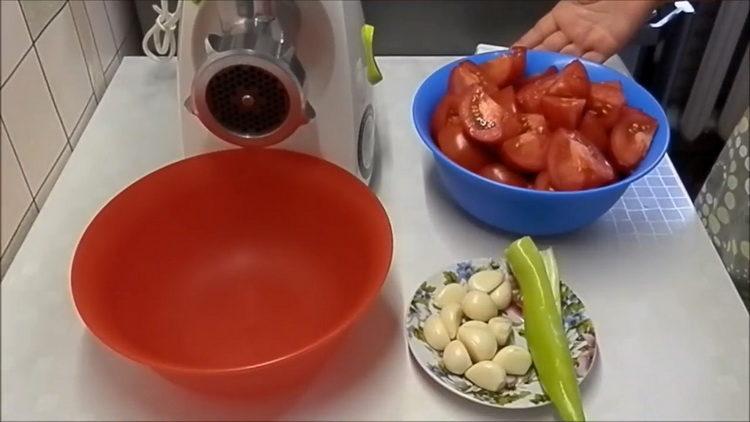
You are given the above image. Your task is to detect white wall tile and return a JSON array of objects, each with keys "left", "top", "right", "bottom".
[
  {"left": 69, "top": 95, "right": 97, "bottom": 148},
  {"left": 19, "top": 0, "right": 65, "bottom": 40},
  {"left": 36, "top": 5, "right": 93, "bottom": 136},
  {"left": 70, "top": 0, "right": 106, "bottom": 101},
  {"left": 0, "top": 0, "right": 142, "bottom": 274},
  {"left": 1, "top": 122, "right": 34, "bottom": 253},
  {"left": 1, "top": 0, "right": 32, "bottom": 85},
  {"left": 0, "top": 52, "right": 68, "bottom": 193},
  {"left": 104, "top": 54, "right": 122, "bottom": 86},
  {"left": 35, "top": 144, "right": 72, "bottom": 208},
  {"left": 85, "top": 0, "right": 117, "bottom": 71},
  {"left": 1, "top": 203, "right": 38, "bottom": 278},
  {"left": 104, "top": 0, "right": 133, "bottom": 47}
]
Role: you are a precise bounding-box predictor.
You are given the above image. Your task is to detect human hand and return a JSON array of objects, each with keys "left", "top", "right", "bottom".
[{"left": 515, "top": 0, "right": 663, "bottom": 63}]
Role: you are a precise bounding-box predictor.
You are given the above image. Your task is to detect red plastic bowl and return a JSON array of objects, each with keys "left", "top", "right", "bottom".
[{"left": 71, "top": 149, "right": 392, "bottom": 395}]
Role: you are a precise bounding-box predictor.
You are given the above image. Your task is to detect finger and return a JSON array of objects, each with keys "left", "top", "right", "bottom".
[
  {"left": 560, "top": 43, "right": 584, "bottom": 57},
  {"left": 516, "top": 14, "right": 558, "bottom": 48},
  {"left": 538, "top": 31, "right": 569, "bottom": 52},
  {"left": 582, "top": 50, "right": 607, "bottom": 63}
]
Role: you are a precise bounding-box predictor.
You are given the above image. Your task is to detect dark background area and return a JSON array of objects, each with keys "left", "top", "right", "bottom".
[{"left": 362, "top": 0, "right": 554, "bottom": 55}]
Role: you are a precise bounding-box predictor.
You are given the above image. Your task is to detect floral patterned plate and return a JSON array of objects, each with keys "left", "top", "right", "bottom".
[{"left": 406, "top": 258, "right": 597, "bottom": 409}]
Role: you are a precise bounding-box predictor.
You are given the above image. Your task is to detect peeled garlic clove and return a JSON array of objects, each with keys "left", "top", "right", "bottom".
[
  {"left": 462, "top": 290, "right": 497, "bottom": 322},
  {"left": 440, "top": 302, "right": 463, "bottom": 339},
  {"left": 468, "top": 270, "right": 504, "bottom": 293},
  {"left": 488, "top": 316, "right": 513, "bottom": 346},
  {"left": 457, "top": 325, "right": 497, "bottom": 362},
  {"left": 465, "top": 361, "right": 506, "bottom": 392},
  {"left": 490, "top": 280, "right": 512, "bottom": 310},
  {"left": 442, "top": 340, "right": 472, "bottom": 375},
  {"left": 423, "top": 315, "right": 451, "bottom": 351},
  {"left": 434, "top": 283, "right": 467, "bottom": 308},
  {"left": 458, "top": 320, "right": 489, "bottom": 334},
  {"left": 493, "top": 345, "right": 532, "bottom": 375},
  {"left": 457, "top": 321, "right": 488, "bottom": 348}
]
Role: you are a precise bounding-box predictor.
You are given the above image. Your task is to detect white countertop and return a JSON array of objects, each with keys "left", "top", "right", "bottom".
[{"left": 2, "top": 57, "right": 748, "bottom": 421}]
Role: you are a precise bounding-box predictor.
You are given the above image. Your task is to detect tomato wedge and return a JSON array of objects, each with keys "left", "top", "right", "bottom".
[
  {"left": 500, "top": 130, "right": 550, "bottom": 173},
  {"left": 449, "top": 61, "right": 492, "bottom": 95},
  {"left": 520, "top": 113, "right": 547, "bottom": 134},
  {"left": 490, "top": 85, "right": 518, "bottom": 114},
  {"left": 548, "top": 128, "right": 616, "bottom": 191},
  {"left": 516, "top": 66, "right": 558, "bottom": 89},
  {"left": 430, "top": 94, "right": 460, "bottom": 138},
  {"left": 578, "top": 110, "right": 609, "bottom": 154},
  {"left": 517, "top": 70, "right": 558, "bottom": 113},
  {"left": 478, "top": 163, "right": 529, "bottom": 188},
  {"left": 541, "top": 96, "right": 586, "bottom": 129},
  {"left": 480, "top": 46, "right": 526, "bottom": 88},
  {"left": 588, "top": 81, "right": 625, "bottom": 128},
  {"left": 547, "top": 60, "right": 590, "bottom": 99},
  {"left": 459, "top": 85, "right": 523, "bottom": 144},
  {"left": 610, "top": 106, "right": 658, "bottom": 173},
  {"left": 533, "top": 171, "right": 554, "bottom": 191},
  {"left": 436, "top": 122, "right": 492, "bottom": 172}
]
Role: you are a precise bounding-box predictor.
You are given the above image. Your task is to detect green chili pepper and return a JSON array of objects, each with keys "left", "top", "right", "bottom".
[
  {"left": 541, "top": 248, "right": 562, "bottom": 317},
  {"left": 506, "top": 237, "right": 584, "bottom": 422}
]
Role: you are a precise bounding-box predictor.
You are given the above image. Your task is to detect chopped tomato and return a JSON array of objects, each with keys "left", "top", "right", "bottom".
[
  {"left": 588, "top": 81, "right": 625, "bottom": 128},
  {"left": 508, "top": 46, "right": 527, "bottom": 83},
  {"left": 540, "top": 96, "right": 586, "bottom": 129},
  {"left": 499, "top": 131, "right": 550, "bottom": 173},
  {"left": 610, "top": 106, "right": 658, "bottom": 173},
  {"left": 448, "top": 61, "right": 492, "bottom": 95},
  {"left": 430, "top": 94, "right": 460, "bottom": 138},
  {"left": 478, "top": 163, "right": 529, "bottom": 188},
  {"left": 490, "top": 86, "right": 517, "bottom": 114},
  {"left": 480, "top": 46, "right": 526, "bottom": 88},
  {"left": 578, "top": 111, "right": 609, "bottom": 153},
  {"left": 459, "top": 85, "right": 523, "bottom": 144},
  {"left": 547, "top": 60, "right": 590, "bottom": 99},
  {"left": 517, "top": 70, "right": 558, "bottom": 113},
  {"left": 548, "top": 128, "right": 616, "bottom": 191},
  {"left": 533, "top": 171, "right": 554, "bottom": 191},
  {"left": 516, "top": 66, "right": 558, "bottom": 88},
  {"left": 436, "top": 123, "right": 492, "bottom": 172},
  {"left": 520, "top": 113, "right": 547, "bottom": 134}
]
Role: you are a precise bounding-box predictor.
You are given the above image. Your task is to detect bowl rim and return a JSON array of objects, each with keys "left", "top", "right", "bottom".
[
  {"left": 412, "top": 50, "right": 671, "bottom": 197},
  {"left": 70, "top": 148, "right": 394, "bottom": 375}
]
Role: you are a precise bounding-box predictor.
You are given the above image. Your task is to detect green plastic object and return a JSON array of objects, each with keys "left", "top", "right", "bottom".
[{"left": 361, "top": 24, "right": 382, "bottom": 85}]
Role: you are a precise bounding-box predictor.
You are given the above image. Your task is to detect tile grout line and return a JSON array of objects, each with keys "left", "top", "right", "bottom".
[
  {"left": 105, "top": 26, "right": 137, "bottom": 78},
  {"left": 82, "top": 0, "right": 106, "bottom": 76},
  {"left": 0, "top": 43, "right": 33, "bottom": 90},
  {"left": 21, "top": 0, "right": 69, "bottom": 42},
  {"left": 68, "top": 2, "right": 98, "bottom": 105},
  {"left": 17, "top": 0, "right": 72, "bottom": 145},
  {"left": 0, "top": 120, "right": 37, "bottom": 212},
  {"left": 31, "top": 46, "right": 74, "bottom": 149},
  {"left": 102, "top": 0, "right": 119, "bottom": 51},
  {"left": 0, "top": 202, "right": 37, "bottom": 260},
  {"left": 68, "top": 93, "right": 96, "bottom": 145},
  {"left": 102, "top": 0, "right": 120, "bottom": 72},
  {"left": 32, "top": 141, "right": 70, "bottom": 208}
]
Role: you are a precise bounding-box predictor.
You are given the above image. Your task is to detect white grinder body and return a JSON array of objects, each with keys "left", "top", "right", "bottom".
[{"left": 177, "top": 0, "right": 376, "bottom": 182}]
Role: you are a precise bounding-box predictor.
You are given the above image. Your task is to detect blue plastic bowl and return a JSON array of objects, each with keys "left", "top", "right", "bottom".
[{"left": 412, "top": 50, "right": 670, "bottom": 235}]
